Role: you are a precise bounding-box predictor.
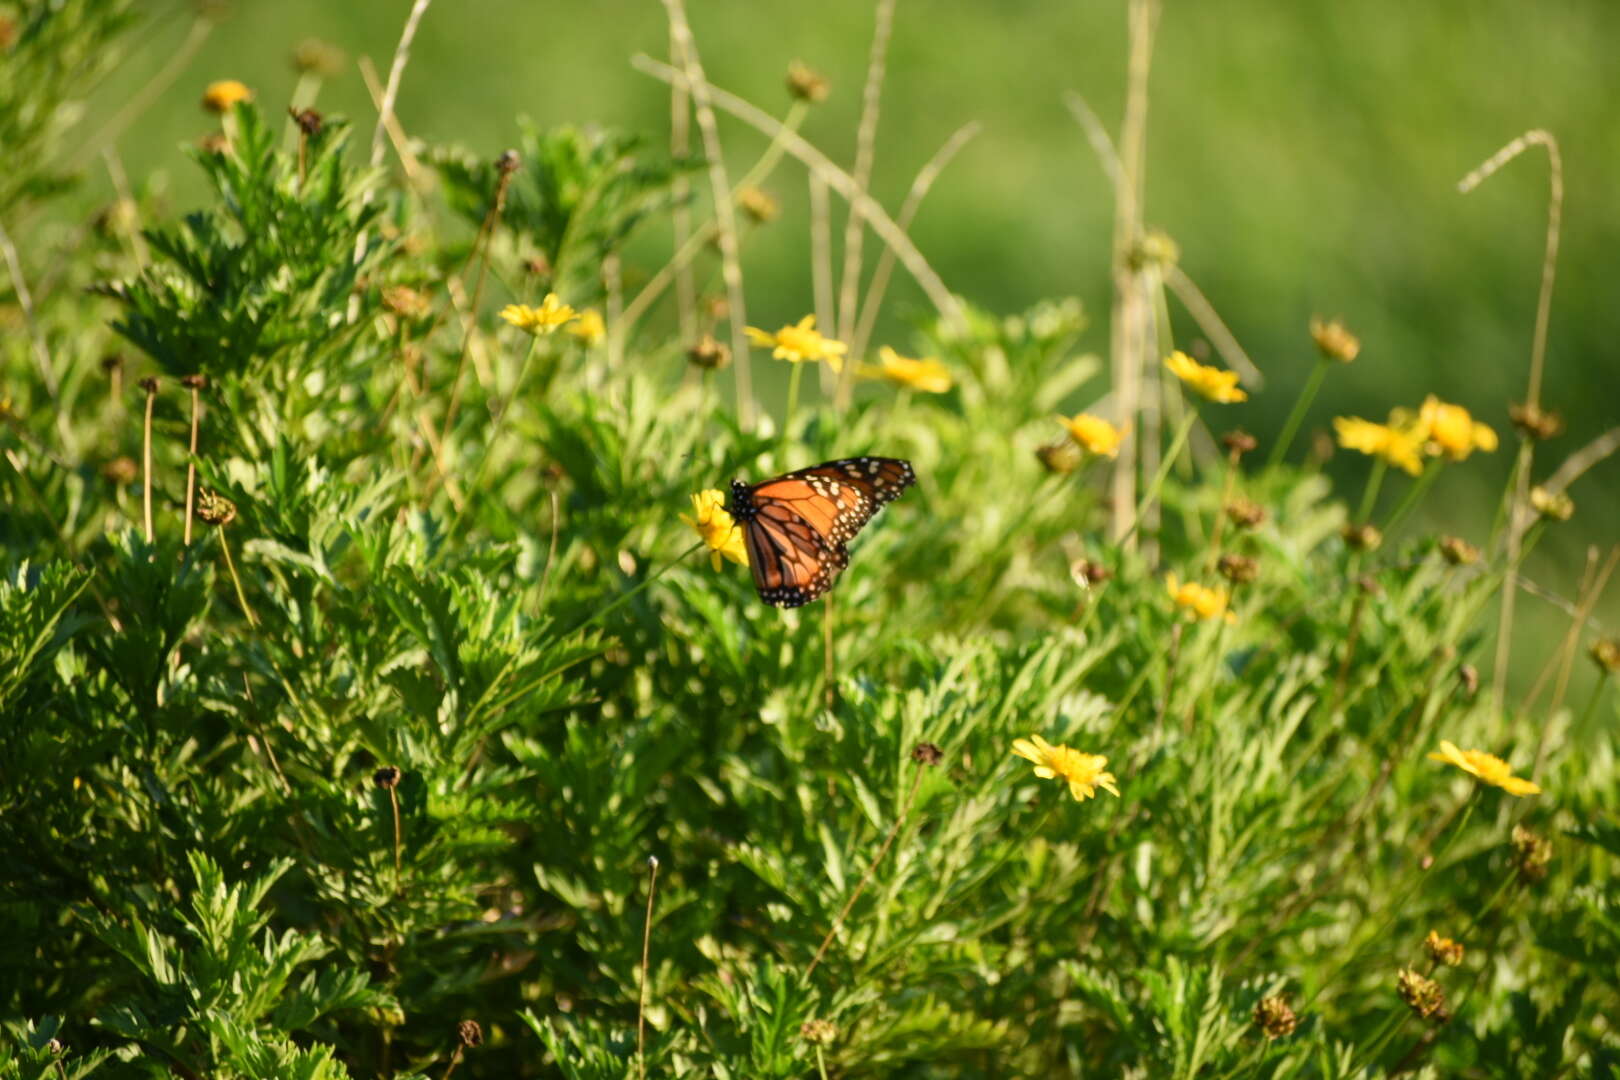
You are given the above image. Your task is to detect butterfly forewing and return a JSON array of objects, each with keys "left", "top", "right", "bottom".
[{"left": 730, "top": 456, "right": 914, "bottom": 607}]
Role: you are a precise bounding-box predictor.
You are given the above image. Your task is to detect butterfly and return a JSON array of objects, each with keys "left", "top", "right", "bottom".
[{"left": 727, "top": 457, "right": 916, "bottom": 608}]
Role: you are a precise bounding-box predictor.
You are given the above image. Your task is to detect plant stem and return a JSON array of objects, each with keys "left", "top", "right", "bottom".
[
  {"left": 388, "top": 785, "right": 403, "bottom": 895},
  {"left": 1356, "top": 458, "right": 1387, "bottom": 524},
  {"left": 823, "top": 591, "right": 837, "bottom": 711},
  {"left": 217, "top": 526, "right": 257, "bottom": 627},
  {"left": 1382, "top": 460, "right": 1441, "bottom": 535},
  {"left": 638, "top": 855, "right": 660, "bottom": 1080},
  {"left": 567, "top": 541, "right": 705, "bottom": 638},
  {"left": 1267, "top": 357, "right": 1329, "bottom": 468},
  {"left": 783, "top": 360, "right": 806, "bottom": 449},
  {"left": 183, "top": 381, "right": 201, "bottom": 546},
  {"left": 1119, "top": 408, "right": 1195, "bottom": 547}
]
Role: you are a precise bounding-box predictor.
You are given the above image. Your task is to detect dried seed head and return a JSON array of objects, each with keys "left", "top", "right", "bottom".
[
  {"left": 288, "top": 106, "right": 324, "bottom": 137},
  {"left": 1071, "top": 558, "right": 1112, "bottom": 587},
  {"left": 1221, "top": 429, "right": 1258, "bottom": 457},
  {"left": 1309, "top": 316, "right": 1361, "bottom": 363},
  {"left": 1396, "top": 968, "right": 1449, "bottom": 1023},
  {"left": 496, "top": 149, "right": 521, "bottom": 175},
  {"left": 911, "top": 742, "right": 944, "bottom": 766},
  {"left": 1252, "top": 995, "right": 1297, "bottom": 1039},
  {"left": 101, "top": 353, "right": 126, "bottom": 375},
  {"left": 800, "top": 1019, "right": 838, "bottom": 1044},
  {"left": 524, "top": 253, "right": 552, "bottom": 278},
  {"left": 291, "top": 37, "right": 346, "bottom": 77},
  {"left": 197, "top": 132, "right": 231, "bottom": 155},
  {"left": 195, "top": 489, "right": 237, "bottom": 526},
  {"left": 1128, "top": 229, "right": 1180, "bottom": 271},
  {"left": 786, "top": 61, "right": 830, "bottom": 103},
  {"left": 702, "top": 294, "right": 730, "bottom": 322},
  {"left": 1342, "top": 522, "right": 1382, "bottom": 552},
  {"left": 181, "top": 373, "right": 208, "bottom": 390},
  {"left": 1512, "top": 824, "right": 1553, "bottom": 884},
  {"left": 373, "top": 765, "right": 401, "bottom": 789},
  {"left": 382, "top": 285, "right": 432, "bottom": 320},
  {"left": 1438, "top": 536, "right": 1479, "bottom": 566},
  {"left": 1357, "top": 575, "right": 1383, "bottom": 596},
  {"left": 738, "top": 185, "right": 780, "bottom": 224},
  {"left": 456, "top": 1020, "right": 483, "bottom": 1048},
  {"left": 45, "top": 1038, "right": 63, "bottom": 1055},
  {"left": 1529, "top": 486, "right": 1574, "bottom": 522},
  {"left": 1509, "top": 402, "right": 1564, "bottom": 442},
  {"left": 102, "top": 456, "right": 139, "bottom": 485},
  {"left": 687, "top": 335, "right": 732, "bottom": 371},
  {"left": 1035, "top": 440, "right": 1081, "bottom": 476},
  {"left": 1217, "top": 553, "right": 1259, "bottom": 585},
  {"left": 1423, "top": 930, "right": 1464, "bottom": 967},
  {"left": 138, "top": 376, "right": 160, "bottom": 395},
  {"left": 1458, "top": 664, "right": 1480, "bottom": 697},
  {"left": 1590, "top": 638, "right": 1620, "bottom": 676},
  {"left": 1226, "top": 498, "right": 1266, "bottom": 529}
]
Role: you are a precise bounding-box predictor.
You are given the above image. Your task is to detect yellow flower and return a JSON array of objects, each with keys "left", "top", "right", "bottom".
[
  {"left": 567, "top": 308, "right": 607, "bottom": 347},
  {"left": 1332, "top": 416, "right": 1424, "bottom": 476},
  {"left": 680, "top": 490, "right": 748, "bottom": 571},
  {"left": 1426, "top": 739, "right": 1541, "bottom": 796},
  {"left": 1165, "top": 350, "right": 1247, "bottom": 403},
  {"left": 202, "top": 80, "right": 253, "bottom": 114},
  {"left": 1058, "top": 413, "right": 1125, "bottom": 458},
  {"left": 1417, "top": 395, "right": 1497, "bottom": 460},
  {"left": 1310, "top": 316, "right": 1361, "bottom": 363},
  {"left": 1010, "top": 735, "right": 1119, "bottom": 801},
  {"left": 745, "top": 315, "right": 847, "bottom": 374},
  {"left": 500, "top": 294, "right": 578, "bottom": 335},
  {"left": 1423, "top": 930, "right": 1465, "bottom": 967},
  {"left": 1529, "top": 485, "right": 1574, "bottom": 522},
  {"left": 864, "top": 346, "right": 951, "bottom": 393},
  {"left": 1166, "top": 573, "right": 1236, "bottom": 623}
]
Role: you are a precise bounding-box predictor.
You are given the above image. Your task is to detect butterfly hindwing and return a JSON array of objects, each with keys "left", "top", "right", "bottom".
[{"left": 729, "top": 457, "right": 914, "bottom": 607}]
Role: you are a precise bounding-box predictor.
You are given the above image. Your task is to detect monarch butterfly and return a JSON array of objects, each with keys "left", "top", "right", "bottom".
[{"left": 728, "top": 457, "right": 916, "bottom": 608}]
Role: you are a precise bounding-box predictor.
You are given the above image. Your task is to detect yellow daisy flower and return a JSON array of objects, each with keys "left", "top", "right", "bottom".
[
  {"left": 1427, "top": 739, "right": 1541, "bottom": 796},
  {"left": 567, "top": 308, "right": 607, "bottom": 347},
  {"left": 500, "top": 294, "right": 578, "bottom": 335},
  {"left": 680, "top": 490, "right": 748, "bottom": 571},
  {"left": 1166, "top": 350, "right": 1247, "bottom": 403},
  {"left": 1166, "top": 573, "right": 1236, "bottom": 623},
  {"left": 1333, "top": 416, "right": 1425, "bottom": 476},
  {"left": 1310, "top": 316, "right": 1361, "bottom": 363},
  {"left": 202, "top": 80, "right": 253, "bottom": 114},
  {"left": 1417, "top": 395, "right": 1497, "bottom": 460},
  {"left": 866, "top": 346, "right": 952, "bottom": 393},
  {"left": 745, "top": 314, "right": 848, "bottom": 374},
  {"left": 1010, "top": 735, "right": 1119, "bottom": 802},
  {"left": 1058, "top": 414, "right": 1125, "bottom": 458}
]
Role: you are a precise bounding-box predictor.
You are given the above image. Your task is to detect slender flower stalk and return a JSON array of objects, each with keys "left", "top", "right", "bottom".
[
  {"left": 1268, "top": 358, "right": 1330, "bottom": 468},
  {"left": 637, "top": 855, "right": 660, "bottom": 1080},
  {"left": 139, "top": 377, "right": 159, "bottom": 542},
  {"left": 181, "top": 375, "right": 205, "bottom": 546}
]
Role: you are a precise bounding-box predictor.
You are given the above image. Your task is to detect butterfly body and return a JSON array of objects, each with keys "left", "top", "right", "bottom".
[{"left": 728, "top": 457, "right": 915, "bottom": 607}]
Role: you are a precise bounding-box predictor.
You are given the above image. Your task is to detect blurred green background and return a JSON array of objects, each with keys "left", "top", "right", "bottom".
[{"left": 88, "top": 0, "right": 1618, "bottom": 669}]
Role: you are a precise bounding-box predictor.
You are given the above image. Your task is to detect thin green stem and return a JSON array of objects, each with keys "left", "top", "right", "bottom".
[
  {"left": 1356, "top": 458, "right": 1388, "bottom": 524},
  {"left": 1382, "top": 460, "right": 1441, "bottom": 534},
  {"left": 445, "top": 335, "right": 543, "bottom": 541},
  {"left": 783, "top": 360, "right": 806, "bottom": 449},
  {"left": 218, "top": 527, "right": 257, "bottom": 627},
  {"left": 566, "top": 540, "right": 705, "bottom": 638},
  {"left": 1267, "top": 358, "right": 1330, "bottom": 468},
  {"left": 1118, "top": 409, "right": 1196, "bottom": 547}
]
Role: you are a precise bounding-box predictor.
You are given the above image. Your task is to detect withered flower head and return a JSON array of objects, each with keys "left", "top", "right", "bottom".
[
  {"left": 1252, "top": 995, "right": 1297, "bottom": 1039},
  {"left": 181, "top": 374, "right": 208, "bottom": 390},
  {"left": 1423, "top": 930, "right": 1464, "bottom": 967},
  {"left": 456, "top": 1020, "right": 483, "bottom": 1048},
  {"left": 1035, "top": 440, "right": 1081, "bottom": 476},
  {"left": 1129, "top": 229, "right": 1180, "bottom": 271},
  {"left": 524, "top": 253, "right": 552, "bottom": 278},
  {"left": 102, "top": 456, "right": 139, "bottom": 485},
  {"left": 292, "top": 38, "right": 346, "bottom": 76},
  {"left": 496, "top": 149, "right": 521, "bottom": 175},
  {"left": 1342, "top": 522, "right": 1382, "bottom": 552},
  {"left": 373, "top": 766, "right": 401, "bottom": 789},
  {"left": 1458, "top": 664, "right": 1480, "bottom": 697},
  {"left": 1590, "top": 638, "right": 1620, "bottom": 676},
  {"left": 1511, "top": 824, "right": 1553, "bottom": 884},
  {"left": 1226, "top": 499, "right": 1266, "bottom": 529},
  {"left": 786, "top": 61, "right": 830, "bottom": 103},
  {"left": 101, "top": 353, "right": 126, "bottom": 375},
  {"left": 1396, "top": 969, "right": 1449, "bottom": 1023},
  {"left": 195, "top": 489, "right": 238, "bottom": 526},
  {"left": 288, "top": 106, "right": 323, "bottom": 137},
  {"left": 1509, "top": 402, "right": 1564, "bottom": 442},
  {"left": 1529, "top": 486, "right": 1574, "bottom": 522},
  {"left": 911, "top": 742, "right": 944, "bottom": 766},
  {"left": 197, "top": 132, "right": 231, "bottom": 156},
  {"left": 800, "top": 1019, "right": 838, "bottom": 1044},
  {"left": 138, "top": 376, "right": 160, "bottom": 394},
  {"left": 738, "top": 186, "right": 780, "bottom": 224},
  {"left": 1071, "top": 558, "right": 1112, "bottom": 587},
  {"left": 1217, "top": 553, "right": 1259, "bottom": 585},
  {"left": 1221, "top": 429, "right": 1258, "bottom": 457},
  {"left": 703, "top": 294, "right": 730, "bottom": 322},
  {"left": 687, "top": 334, "right": 731, "bottom": 371},
  {"left": 1309, "top": 316, "right": 1361, "bottom": 363},
  {"left": 1439, "top": 536, "right": 1479, "bottom": 566},
  {"left": 382, "top": 285, "right": 432, "bottom": 320}
]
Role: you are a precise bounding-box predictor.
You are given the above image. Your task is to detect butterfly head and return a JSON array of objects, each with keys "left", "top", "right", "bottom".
[{"left": 727, "top": 478, "right": 755, "bottom": 521}]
